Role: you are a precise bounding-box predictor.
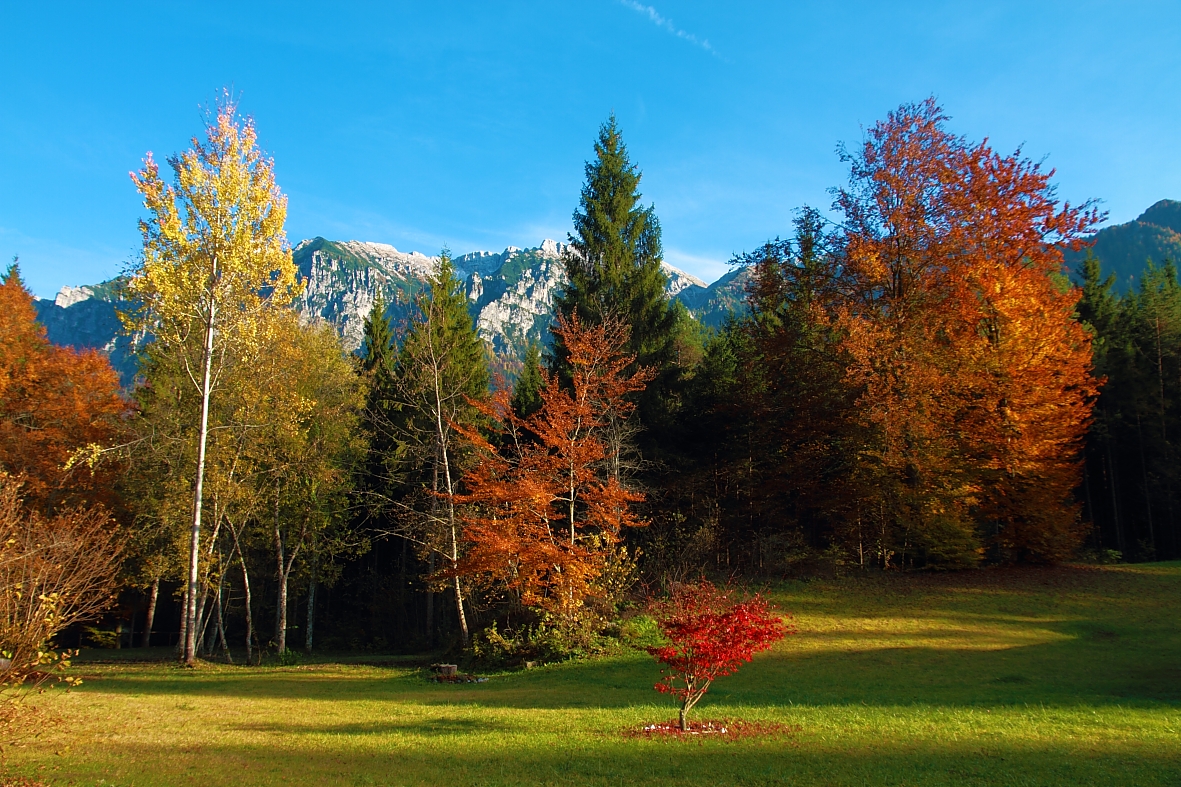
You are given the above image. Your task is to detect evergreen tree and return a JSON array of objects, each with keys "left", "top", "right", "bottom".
[
  {"left": 396, "top": 252, "right": 489, "bottom": 416},
  {"left": 552, "top": 115, "right": 687, "bottom": 431},
  {"left": 1078, "top": 251, "right": 1120, "bottom": 346},
  {"left": 361, "top": 293, "right": 395, "bottom": 374},
  {"left": 391, "top": 250, "right": 489, "bottom": 644},
  {"left": 1079, "top": 254, "right": 1181, "bottom": 561},
  {"left": 359, "top": 293, "right": 404, "bottom": 488},
  {"left": 1119, "top": 261, "right": 1181, "bottom": 558},
  {"left": 511, "top": 341, "right": 544, "bottom": 419},
  {"left": 1077, "top": 251, "right": 1124, "bottom": 554},
  {"left": 667, "top": 213, "right": 858, "bottom": 577}
]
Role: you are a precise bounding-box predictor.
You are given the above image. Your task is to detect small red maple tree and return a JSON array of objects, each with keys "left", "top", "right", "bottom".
[{"left": 647, "top": 580, "right": 792, "bottom": 731}]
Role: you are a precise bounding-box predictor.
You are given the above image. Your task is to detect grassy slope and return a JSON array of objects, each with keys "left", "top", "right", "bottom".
[{"left": 9, "top": 564, "right": 1180, "bottom": 786}]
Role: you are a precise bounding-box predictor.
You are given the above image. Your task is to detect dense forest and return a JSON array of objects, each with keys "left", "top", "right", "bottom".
[{"left": 3, "top": 97, "right": 1179, "bottom": 667}]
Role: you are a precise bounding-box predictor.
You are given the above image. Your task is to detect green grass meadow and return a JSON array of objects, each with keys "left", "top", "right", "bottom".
[{"left": 7, "top": 563, "right": 1180, "bottom": 786}]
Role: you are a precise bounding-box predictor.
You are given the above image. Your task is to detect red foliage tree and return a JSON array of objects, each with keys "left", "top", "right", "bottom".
[
  {"left": 0, "top": 265, "right": 127, "bottom": 513},
  {"left": 647, "top": 580, "right": 791, "bottom": 730},
  {"left": 454, "top": 316, "right": 653, "bottom": 624}
]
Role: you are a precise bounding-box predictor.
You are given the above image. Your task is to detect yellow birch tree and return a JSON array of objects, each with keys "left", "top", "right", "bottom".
[{"left": 124, "top": 97, "right": 299, "bottom": 665}]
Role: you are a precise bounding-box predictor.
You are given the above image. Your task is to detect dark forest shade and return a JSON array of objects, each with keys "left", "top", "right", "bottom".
[{"left": 1078, "top": 253, "right": 1181, "bottom": 561}]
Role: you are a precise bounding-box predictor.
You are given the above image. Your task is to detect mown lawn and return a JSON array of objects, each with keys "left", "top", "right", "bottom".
[{"left": 6, "top": 563, "right": 1180, "bottom": 786}]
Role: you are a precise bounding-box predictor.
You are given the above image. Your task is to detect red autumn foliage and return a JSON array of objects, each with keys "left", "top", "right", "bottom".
[
  {"left": 453, "top": 315, "right": 654, "bottom": 618},
  {"left": 835, "top": 98, "right": 1102, "bottom": 563},
  {"left": 0, "top": 266, "right": 127, "bottom": 513},
  {"left": 647, "top": 580, "right": 791, "bottom": 731}
]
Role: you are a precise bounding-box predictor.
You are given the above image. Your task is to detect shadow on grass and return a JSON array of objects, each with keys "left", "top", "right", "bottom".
[
  {"left": 229, "top": 716, "right": 515, "bottom": 737},
  {"left": 69, "top": 565, "right": 1181, "bottom": 713},
  {"left": 74, "top": 631, "right": 1181, "bottom": 710},
  {"left": 18, "top": 732, "right": 1180, "bottom": 787}
]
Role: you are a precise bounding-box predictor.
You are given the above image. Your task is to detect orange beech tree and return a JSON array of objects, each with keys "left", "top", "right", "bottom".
[
  {"left": 835, "top": 98, "right": 1101, "bottom": 564},
  {"left": 453, "top": 316, "right": 653, "bottom": 630},
  {"left": 0, "top": 265, "right": 126, "bottom": 513}
]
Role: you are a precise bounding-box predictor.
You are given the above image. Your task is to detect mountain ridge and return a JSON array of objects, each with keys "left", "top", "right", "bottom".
[
  {"left": 1066, "top": 199, "right": 1181, "bottom": 290},
  {"left": 34, "top": 238, "right": 747, "bottom": 383}
]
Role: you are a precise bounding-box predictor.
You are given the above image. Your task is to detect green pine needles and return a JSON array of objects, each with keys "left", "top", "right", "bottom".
[{"left": 552, "top": 115, "right": 696, "bottom": 433}]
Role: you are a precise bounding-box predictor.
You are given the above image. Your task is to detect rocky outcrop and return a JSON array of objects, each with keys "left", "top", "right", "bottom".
[
  {"left": 34, "top": 282, "right": 138, "bottom": 381},
  {"left": 292, "top": 237, "right": 726, "bottom": 358}
]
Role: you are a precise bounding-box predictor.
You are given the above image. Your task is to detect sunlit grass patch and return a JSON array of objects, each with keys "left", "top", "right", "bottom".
[{"left": 7, "top": 563, "right": 1180, "bottom": 786}]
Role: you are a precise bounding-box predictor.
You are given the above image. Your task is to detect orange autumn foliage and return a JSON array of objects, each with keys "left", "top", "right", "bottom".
[
  {"left": 0, "top": 266, "right": 127, "bottom": 512},
  {"left": 836, "top": 99, "right": 1101, "bottom": 563},
  {"left": 453, "top": 316, "right": 653, "bottom": 615}
]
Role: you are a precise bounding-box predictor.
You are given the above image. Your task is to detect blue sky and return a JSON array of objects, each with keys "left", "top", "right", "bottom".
[{"left": 3, "top": 1, "right": 1180, "bottom": 299}]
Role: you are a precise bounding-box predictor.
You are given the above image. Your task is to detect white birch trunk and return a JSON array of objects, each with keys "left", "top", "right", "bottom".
[
  {"left": 432, "top": 353, "right": 469, "bottom": 646},
  {"left": 274, "top": 495, "right": 287, "bottom": 654},
  {"left": 184, "top": 263, "right": 217, "bottom": 666}
]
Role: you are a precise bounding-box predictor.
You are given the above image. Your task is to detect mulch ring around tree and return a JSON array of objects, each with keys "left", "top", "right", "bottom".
[{"left": 627, "top": 719, "right": 802, "bottom": 742}]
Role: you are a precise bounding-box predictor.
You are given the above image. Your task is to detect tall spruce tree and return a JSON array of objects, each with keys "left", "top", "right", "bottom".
[
  {"left": 511, "top": 341, "right": 544, "bottom": 419},
  {"left": 552, "top": 116, "right": 687, "bottom": 432},
  {"left": 360, "top": 293, "right": 401, "bottom": 474},
  {"left": 361, "top": 293, "right": 395, "bottom": 374}
]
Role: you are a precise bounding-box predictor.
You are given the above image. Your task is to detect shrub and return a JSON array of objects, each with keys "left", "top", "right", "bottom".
[
  {"left": 0, "top": 475, "right": 122, "bottom": 740},
  {"left": 647, "top": 580, "right": 792, "bottom": 730}
]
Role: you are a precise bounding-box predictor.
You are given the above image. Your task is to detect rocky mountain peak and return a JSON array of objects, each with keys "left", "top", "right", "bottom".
[{"left": 34, "top": 236, "right": 749, "bottom": 384}]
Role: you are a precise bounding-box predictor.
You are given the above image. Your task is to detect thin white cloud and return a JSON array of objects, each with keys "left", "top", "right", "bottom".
[
  {"left": 618, "top": 1, "right": 720, "bottom": 56},
  {"left": 664, "top": 247, "right": 728, "bottom": 284}
]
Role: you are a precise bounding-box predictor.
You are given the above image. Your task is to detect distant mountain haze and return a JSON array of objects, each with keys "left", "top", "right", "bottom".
[{"left": 33, "top": 238, "right": 749, "bottom": 383}]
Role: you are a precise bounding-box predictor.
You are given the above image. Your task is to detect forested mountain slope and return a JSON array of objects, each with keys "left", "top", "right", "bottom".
[{"left": 1067, "top": 199, "right": 1181, "bottom": 290}]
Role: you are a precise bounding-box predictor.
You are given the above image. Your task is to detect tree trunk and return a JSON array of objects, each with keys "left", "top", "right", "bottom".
[
  {"left": 229, "top": 523, "right": 255, "bottom": 664},
  {"left": 305, "top": 572, "right": 317, "bottom": 654},
  {"left": 1083, "top": 459, "right": 1098, "bottom": 548},
  {"left": 274, "top": 501, "right": 288, "bottom": 654},
  {"left": 1137, "top": 415, "right": 1156, "bottom": 554},
  {"left": 398, "top": 535, "right": 408, "bottom": 641},
  {"left": 445, "top": 493, "right": 468, "bottom": 646},
  {"left": 1157, "top": 316, "right": 1167, "bottom": 442},
  {"left": 425, "top": 551, "right": 436, "bottom": 645},
  {"left": 432, "top": 357, "right": 469, "bottom": 646},
  {"left": 177, "top": 585, "right": 189, "bottom": 657},
  {"left": 141, "top": 576, "right": 160, "bottom": 648},
  {"left": 184, "top": 273, "right": 217, "bottom": 666},
  {"left": 452, "top": 572, "right": 468, "bottom": 647},
  {"left": 1107, "top": 444, "right": 1124, "bottom": 554},
  {"left": 569, "top": 464, "right": 577, "bottom": 546},
  {"left": 275, "top": 573, "right": 288, "bottom": 654},
  {"left": 215, "top": 570, "right": 232, "bottom": 663},
  {"left": 197, "top": 586, "right": 215, "bottom": 656},
  {"left": 678, "top": 683, "right": 707, "bottom": 731}
]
